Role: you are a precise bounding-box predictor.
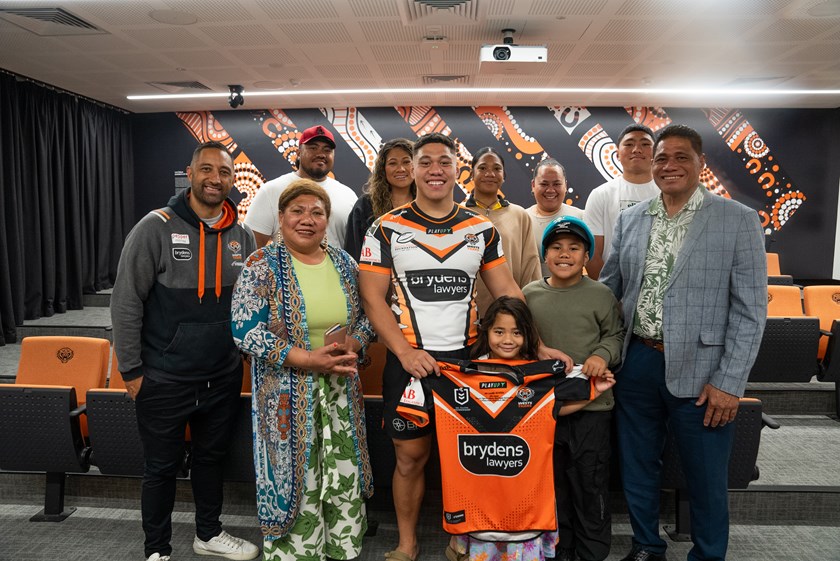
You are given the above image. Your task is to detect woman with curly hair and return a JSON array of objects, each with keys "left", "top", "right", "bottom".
[{"left": 344, "top": 138, "right": 416, "bottom": 261}]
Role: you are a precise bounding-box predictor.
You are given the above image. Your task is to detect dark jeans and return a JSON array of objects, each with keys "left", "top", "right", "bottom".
[
  {"left": 554, "top": 409, "right": 612, "bottom": 561},
  {"left": 614, "top": 340, "right": 734, "bottom": 561},
  {"left": 135, "top": 371, "right": 241, "bottom": 557}
]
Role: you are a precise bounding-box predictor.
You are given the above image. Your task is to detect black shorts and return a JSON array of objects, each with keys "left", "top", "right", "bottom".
[{"left": 382, "top": 347, "right": 471, "bottom": 440}]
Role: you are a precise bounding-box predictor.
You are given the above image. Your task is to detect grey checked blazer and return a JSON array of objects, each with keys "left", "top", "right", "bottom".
[{"left": 600, "top": 188, "right": 767, "bottom": 398}]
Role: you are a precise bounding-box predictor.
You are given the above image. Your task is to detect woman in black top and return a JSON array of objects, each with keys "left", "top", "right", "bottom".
[{"left": 344, "top": 138, "right": 416, "bottom": 261}]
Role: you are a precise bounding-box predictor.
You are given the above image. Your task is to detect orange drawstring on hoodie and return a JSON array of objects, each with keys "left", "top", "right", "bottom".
[{"left": 197, "top": 203, "right": 236, "bottom": 303}]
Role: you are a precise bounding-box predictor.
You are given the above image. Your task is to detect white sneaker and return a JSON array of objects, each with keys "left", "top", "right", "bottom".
[
  {"left": 193, "top": 530, "right": 260, "bottom": 560},
  {"left": 146, "top": 554, "right": 171, "bottom": 561}
]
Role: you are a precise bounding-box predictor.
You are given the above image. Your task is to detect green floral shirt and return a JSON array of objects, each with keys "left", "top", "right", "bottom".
[{"left": 633, "top": 186, "right": 705, "bottom": 340}]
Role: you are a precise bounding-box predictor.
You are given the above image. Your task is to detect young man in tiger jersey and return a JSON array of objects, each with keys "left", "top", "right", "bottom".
[{"left": 359, "top": 133, "right": 572, "bottom": 561}]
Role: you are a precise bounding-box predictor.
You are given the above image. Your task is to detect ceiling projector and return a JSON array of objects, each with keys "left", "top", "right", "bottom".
[
  {"left": 479, "top": 29, "right": 546, "bottom": 74},
  {"left": 479, "top": 44, "right": 547, "bottom": 64}
]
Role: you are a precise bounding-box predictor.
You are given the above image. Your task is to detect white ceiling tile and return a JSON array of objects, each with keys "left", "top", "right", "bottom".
[
  {"left": 315, "top": 64, "right": 373, "bottom": 79},
  {"left": 163, "top": 0, "right": 255, "bottom": 22},
  {"left": 348, "top": 0, "right": 399, "bottom": 18},
  {"left": 196, "top": 23, "right": 279, "bottom": 47},
  {"left": 160, "top": 49, "right": 240, "bottom": 67},
  {"left": 745, "top": 18, "right": 840, "bottom": 42},
  {"left": 99, "top": 52, "right": 175, "bottom": 70},
  {"left": 567, "top": 62, "right": 627, "bottom": 77},
  {"left": 371, "top": 44, "right": 432, "bottom": 62},
  {"left": 123, "top": 28, "right": 209, "bottom": 48},
  {"left": 256, "top": 0, "right": 339, "bottom": 20},
  {"left": 594, "top": 18, "right": 678, "bottom": 42},
  {"left": 359, "top": 20, "right": 419, "bottom": 43},
  {"left": 380, "top": 62, "right": 435, "bottom": 77},
  {"left": 529, "top": 0, "right": 609, "bottom": 17},
  {"left": 278, "top": 21, "right": 351, "bottom": 43},
  {"left": 228, "top": 47, "right": 297, "bottom": 65},
  {"left": 578, "top": 42, "right": 637, "bottom": 62}
]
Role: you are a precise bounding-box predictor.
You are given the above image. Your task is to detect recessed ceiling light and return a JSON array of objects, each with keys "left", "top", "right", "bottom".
[{"left": 149, "top": 10, "right": 197, "bottom": 25}]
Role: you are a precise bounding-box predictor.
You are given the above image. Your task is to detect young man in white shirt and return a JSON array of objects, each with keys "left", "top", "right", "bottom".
[
  {"left": 244, "top": 125, "right": 357, "bottom": 248},
  {"left": 584, "top": 124, "right": 659, "bottom": 280}
]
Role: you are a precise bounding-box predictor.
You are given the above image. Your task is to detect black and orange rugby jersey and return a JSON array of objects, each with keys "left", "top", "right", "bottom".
[
  {"left": 359, "top": 202, "right": 506, "bottom": 351},
  {"left": 397, "top": 359, "right": 596, "bottom": 537}
]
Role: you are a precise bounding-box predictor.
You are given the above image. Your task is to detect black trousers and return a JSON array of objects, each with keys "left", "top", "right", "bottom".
[
  {"left": 135, "top": 371, "right": 241, "bottom": 557},
  {"left": 554, "top": 409, "right": 612, "bottom": 561}
]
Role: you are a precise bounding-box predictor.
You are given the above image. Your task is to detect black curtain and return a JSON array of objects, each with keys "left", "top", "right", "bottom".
[{"left": 0, "top": 72, "right": 133, "bottom": 344}]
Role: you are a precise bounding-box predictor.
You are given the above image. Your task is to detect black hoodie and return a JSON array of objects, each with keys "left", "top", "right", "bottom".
[{"left": 111, "top": 190, "right": 256, "bottom": 383}]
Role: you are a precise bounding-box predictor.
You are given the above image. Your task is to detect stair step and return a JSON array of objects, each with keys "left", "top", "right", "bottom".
[{"left": 82, "top": 290, "right": 111, "bottom": 308}]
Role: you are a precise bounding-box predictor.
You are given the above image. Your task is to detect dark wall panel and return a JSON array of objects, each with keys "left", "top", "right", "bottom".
[{"left": 132, "top": 105, "right": 840, "bottom": 280}]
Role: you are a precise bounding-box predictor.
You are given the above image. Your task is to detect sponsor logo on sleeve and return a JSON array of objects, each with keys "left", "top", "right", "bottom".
[
  {"left": 405, "top": 268, "right": 471, "bottom": 302},
  {"left": 444, "top": 510, "right": 466, "bottom": 524},
  {"left": 171, "top": 233, "right": 190, "bottom": 244},
  {"left": 173, "top": 247, "right": 192, "bottom": 261},
  {"left": 458, "top": 434, "right": 530, "bottom": 476},
  {"left": 361, "top": 240, "right": 381, "bottom": 264}
]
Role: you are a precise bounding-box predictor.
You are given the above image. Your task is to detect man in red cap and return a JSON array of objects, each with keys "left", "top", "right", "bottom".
[{"left": 245, "top": 125, "right": 357, "bottom": 247}]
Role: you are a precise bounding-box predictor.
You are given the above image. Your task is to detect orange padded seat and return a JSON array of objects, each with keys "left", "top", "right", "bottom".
[
  {"left": 16, "top": 336, "right": 109, "bottom": 436},
  {"left": 767, "top": 285, "right": 804, "bottom": 317},
  {"left": 766, "top": 253, "right": 781, "bottom": 276},
  {"left": 803, "top": 285, "right": 840, "bottom": 360},
  {"left": 359, "top": 342, "right": 386, "bottom": 396}
]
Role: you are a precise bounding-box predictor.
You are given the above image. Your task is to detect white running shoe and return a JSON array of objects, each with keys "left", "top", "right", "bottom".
[
  {"left": 146, "top": 554, "right": 171, "bottom": 561},
  {"left": 193, "top": 530, "right": 260, "bottom": 560}
]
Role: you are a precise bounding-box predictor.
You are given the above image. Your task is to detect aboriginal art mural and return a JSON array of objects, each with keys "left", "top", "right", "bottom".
[{"left": 132, "top": 104, "right": 838, "bottom": 279}]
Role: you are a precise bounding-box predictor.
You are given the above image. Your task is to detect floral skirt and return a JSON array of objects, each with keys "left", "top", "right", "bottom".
[{"left": 264, "top": 375, "right": 367, "bottom": 560}]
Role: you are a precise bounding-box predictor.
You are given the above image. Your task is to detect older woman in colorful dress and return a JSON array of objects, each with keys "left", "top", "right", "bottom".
[{"left": 231, "top": 179, "right": 373, "bottom": 561}]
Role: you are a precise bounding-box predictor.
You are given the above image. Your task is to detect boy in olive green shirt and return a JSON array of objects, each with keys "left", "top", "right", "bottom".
[{"left": 523, "top": 216, "right": 623, "bottom": 561}]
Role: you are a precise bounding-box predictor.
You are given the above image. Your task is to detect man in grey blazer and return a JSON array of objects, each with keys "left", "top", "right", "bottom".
[{"left": 600, "top": 124, "right": 767, "bottom": 561}]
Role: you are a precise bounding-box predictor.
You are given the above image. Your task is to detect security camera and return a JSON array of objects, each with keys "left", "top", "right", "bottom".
[{"left": 228, "top": 85, "right": 244, "bottom": 108}]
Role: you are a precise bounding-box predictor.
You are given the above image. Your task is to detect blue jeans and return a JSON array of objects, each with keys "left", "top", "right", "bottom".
[{"left": 614, "top": 339, "right": 734, "bottom": 561}]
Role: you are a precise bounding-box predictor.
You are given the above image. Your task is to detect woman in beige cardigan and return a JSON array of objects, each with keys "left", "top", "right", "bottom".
[{"left": 462, "top": 146, "right": 541, "bottom": 317}]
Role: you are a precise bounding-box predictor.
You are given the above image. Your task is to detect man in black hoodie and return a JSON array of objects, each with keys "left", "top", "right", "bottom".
[{"left": 111, "top": 141, "right": 258, "bottom": 561}]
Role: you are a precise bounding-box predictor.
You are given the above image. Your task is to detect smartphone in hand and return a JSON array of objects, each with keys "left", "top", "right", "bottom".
[{"left": 324, "top": 323, "right": 348, "bottom": 347}]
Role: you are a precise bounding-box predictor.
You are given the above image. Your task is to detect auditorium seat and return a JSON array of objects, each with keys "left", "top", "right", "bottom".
[
  {"left": 86, "top": 387, "right": 145, "bottom": 476},
  {"left": 749, "top": 317, "right": 821, "bottom": 382},
  {"left": 0, "top": 336, "right": 109, "bottom": 521},
  {"left": 660, "top": 398, "right": 776, "bottom": 538},
  {"left": 767, "top": 285, "right": 804, "bottom": 317},
  {"left": 768, "top": 275, "right": 794, "bottom": 286},
  {"left": 750, "top": 286, "right": 820, "bottom": 382},
  {"left": 804, "top": 286, "right": 840, "bottom": 416},
  {"left": 802, "top": 285, "right": 840, "bottom": 360},
  {"left": 359, "top": 342, "right": 386, "bottom": 396},
  {"left": 766, "top": 252, "right": 781, "bottom": 276}
]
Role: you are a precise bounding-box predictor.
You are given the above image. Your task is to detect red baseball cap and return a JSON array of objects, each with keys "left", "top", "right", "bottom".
[{"left": 299, "top": 125, "right": 335, "bottom": 148}]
